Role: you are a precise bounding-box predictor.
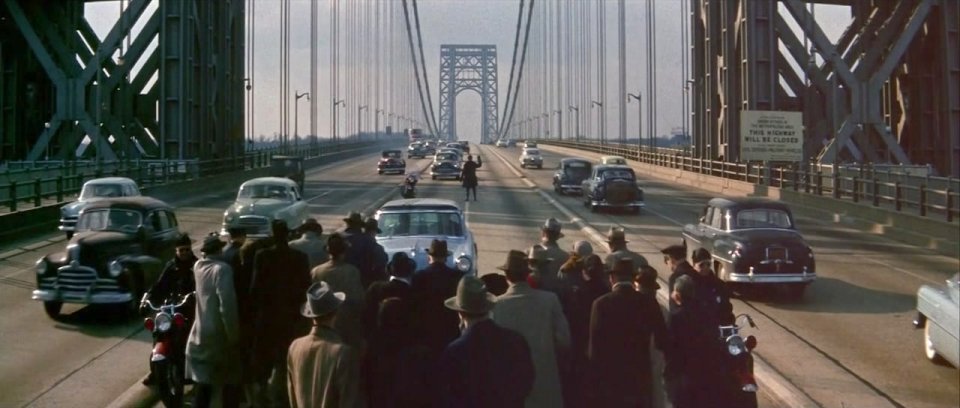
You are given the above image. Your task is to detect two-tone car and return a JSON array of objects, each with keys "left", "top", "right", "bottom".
[
  {"left": 581, "top": 165, "right": 645, "bottom": 213},
  {"left": 59, "top": 177, "right": 141, "bottom": 239},
  {"left": 221, "top": 177, "right": 308, "bottom": 237},
  {"left": 378, "top": 150, "right": 407, "bottom": 175},
  {"left": 520, "top": 147, "right": 544, "bottom": 169},
  {"left": 374, "top": 198, "right": 477, "bottom": 275},
  {"left": 914, "top": 273, "right": 959, "bottom": 368},
  {"left": 430, "top": 151, "right": 462, "bottom": 180},
  {"left": 552, "top": 158, "right": 592, "bottom": 195},
  {"left": 601, "top": 155, "right": 628, "bottom": 165},
  {"left": 35, "top": 197, "right": 181, "bottom": 319},
  {"left": 681, "top": 198, "right": 816, "bottom": 299}
]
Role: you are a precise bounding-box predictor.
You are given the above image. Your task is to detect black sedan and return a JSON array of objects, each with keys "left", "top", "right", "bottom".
[
  {"left": 378, "top": 150, "right": 407, "bottom": 175},
  {"left": 681, "top": 197, "right": 816, "bottom": 299},
  {"left": 581, "top": 164, "right": 645, "bottom": 214},
  {"left": 552, "top": 157, "right": 592, "bottom": 195}
]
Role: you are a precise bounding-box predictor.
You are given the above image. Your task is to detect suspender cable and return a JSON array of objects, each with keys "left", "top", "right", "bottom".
[
  {"left": 499, "top": 0, "right": 525, "bottom": 138},
  {"left": 503, "top": 0, "right": 536, "bottom": 137},
  {"left": 401, "top": 0, "right": 436, "bottom": 137},
  {"left": 411, "top": 0, "right": 440, "bottom": 136}
]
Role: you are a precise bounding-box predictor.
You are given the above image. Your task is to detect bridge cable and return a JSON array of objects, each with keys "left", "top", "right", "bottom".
[
  {"left": 401, "top": 0, "right": 437, "bottom": 136},
  {"left": 499, "top": 0, "right": 526, "bottom": 139},
  {"left": 411, "top": 0, "right": 440, "bottom": 136},
  {"left": 503, "top": 0, "right": 536, "bottom": 138}
]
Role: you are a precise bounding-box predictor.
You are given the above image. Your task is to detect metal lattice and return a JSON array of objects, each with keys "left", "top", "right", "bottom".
[{"left": 438, "top": 44, "right": 498, "bottom": 144}]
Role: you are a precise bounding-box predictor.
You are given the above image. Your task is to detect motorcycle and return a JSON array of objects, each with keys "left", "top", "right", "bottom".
[
  {"left": 719, "top": 313, "right": 759, "bottom": 408},
  {"left": 401, "top": 173, "right": 418, "bottom": 198},
  {"left": 141, "top": 292, "right": 194, "bottom": 408}
]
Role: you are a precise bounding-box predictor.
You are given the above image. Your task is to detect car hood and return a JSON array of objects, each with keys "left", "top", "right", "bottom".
[
  {"left": 228, "top": 198, "right": 290, "bottom": 215},
  {"left": 377, "top": 235, "right": 472, "bottom": 272},
  {"left": 61, "top": 198, "right": 113, "bottom": 216},
  {"left": 70, "top": 230, "right": 138, "bottom": 250}
]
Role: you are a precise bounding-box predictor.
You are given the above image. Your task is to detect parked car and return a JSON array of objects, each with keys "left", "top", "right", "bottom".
[
  {"left": 408, "top": 142, "right": 428, "bottom": 159},
  {"left": 601, "top": 155, "right": 628, "bottom": 165},
  {"left": 581, "top": 164, "right": 645, "bottom": 213},
  {"left": 681, "top": 198, "right": 817, "bottom": 299},
  {"left": 35, "top": 197, "right": 181, "bottom": 319},
  {"left": 431, "top": 151, "right": 462, "bottom": 180},
  {"left": 374, "top": 198, "right": 477, "bottom": 275},
  {"left": 520, "top": 147, "right": 544, "bottom": 169},
  {"left": 496, "top": 139, "right": 509, "bottom": 148},
  {"left": 552, "top": 157, "right": 593, "bottom": 195},
  {"left": 914, "top": 273, "right": 959, "bottom": 368},
  {"left": 378, "top": 150, "right": 407, "bottom": 175},
  {"left": 59, "top": 177, "right": 141, "bottom": 239},
  {"left": 221, "top": 177, "right": 308, "bottom": 237},
  {"left": 270, "top": 155, "right": 305, "bottom": 192}
]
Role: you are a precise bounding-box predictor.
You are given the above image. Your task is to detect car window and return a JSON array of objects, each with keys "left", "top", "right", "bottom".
[
  {"left": 711, "top": 208, "right": 726, "bottom": 230},
  {"left": 290, "top": 186, "right": 302, "bottom": 201},
  {"left": 437, "top": 153, "right": 458, "bottom": 162},
  {"left": 524, "top": 149, "right": 540, "bottom": 155},
  {"left": 165, "top": 211, "right": 179, "bottom": 227},
  {"left": 600, "top": 169, "right": 635, "bottom": 180},
  {"left": 563, "top": 163, "right": 591, "bottom": 179},
  {"left": 78, "top": 209, "right": 142, "bottom": 232},
  {"left": 734, "top": 208, "right": 793, "bottom": 229},
  {"left": 150, "top": 210, "right": 173, "bottom": 231},
  {"left": 238, "top": 184, "right": 293, "bottom": 200},
  {"left": 701, "top": 206, "right": 714, "bottom": 225},
  {"left": 383, "top": 151, "right": 402, "bottom": 158},
  {"left": 379, "top": 212, "right": 464, "bottom": 237}
]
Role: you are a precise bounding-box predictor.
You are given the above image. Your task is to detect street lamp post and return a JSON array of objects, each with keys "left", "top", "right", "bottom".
[
  {"left": 554, "top": 109, "right": 563, "bottom": 140},
  {"left": 358, "top": 105, "right": 368, "bottom": 141},
  {"left": 294, "top": 91, "right": 310, "bottom": 149},
  {"left": 568, "top": 106, "right": 579, "bottom": 142},
  {"left": 333, "top": 98, "right": 346, "bottom": 144},
  {"left": 628, "top": 92, "right": 641, "bottom": 152},
  {"left": 591, "top": 101, "right": 604, "bottom": 144},
  {"left": 541, "top": 113, "right": 549, "bottom": 140},
  {"left": 375, "top": 108, "right": 384, "bottom": 141}
]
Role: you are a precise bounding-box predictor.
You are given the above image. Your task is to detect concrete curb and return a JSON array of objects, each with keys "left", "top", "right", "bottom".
[{"left": 483, "top": 145, "right": 818, "bottom": 408}]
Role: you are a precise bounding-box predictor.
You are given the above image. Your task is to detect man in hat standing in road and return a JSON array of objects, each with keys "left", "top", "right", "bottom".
[
  {"left": 437, "top": 276, "right": 535, "bottom": 408},
  {"left": 311, "top": 233, "right": 365, "bottom": 348},
  {"left": 587, "top": 258, "right": 666, "bottom": 408},
  {"left": 493, "top": 250, "right": 571, "bottom": 408},
  {"left": 662, "top": 244, "right": 696, "bottom": 311},
  {"left": 604, "top": 227, "right": 649, "bottom": 274},
  {"left": 287, "top": 281, "right": 364, "bottom": 408},
  {"left": 411, "top": 239, "right": 465, "bottom": 353},
  {"left": 186, "top": 235, "right": 241, "bottom": 408},
  {"left": 341, "top": 212, "right": 380, "bottom": 289},
  {"left": 290, "top": 218, "right": 328, "bottom": 269},
  {"left": 529, "top": 218, "right": 570, "bottom": 295}
]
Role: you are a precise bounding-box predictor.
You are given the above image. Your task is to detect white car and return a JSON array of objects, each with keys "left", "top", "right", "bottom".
[
  {"left": 914, "top": 273, "right": 959, "bottom": 368},
  {"left": 221, "top": 177, "right": 308, "bottom": 237},
  {"left": 374, "top": 198, "right": 477, "bottom": 275},
  {"left": 59, "top": 177, "right": 141, "bottom": 239},
  {"left": 520, "top": 147, "right": 544, "bottom": 169},
  {"left": 495, "top": 139, "right": 509, "bottom": 148}
]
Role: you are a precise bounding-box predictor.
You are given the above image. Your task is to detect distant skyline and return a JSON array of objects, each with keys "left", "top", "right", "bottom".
[{"left": 86, "top": 0, "right": 852, "bottom": 144}]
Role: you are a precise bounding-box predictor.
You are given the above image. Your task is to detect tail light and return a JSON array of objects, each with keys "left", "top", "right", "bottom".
[
  {"left": 173, "top": 313, "right": 187, "bottom": 328},
  {"left": 144, "top": 318, "right": 155, "bottom": 332},
  {"left": 745, "top": 335, "right": 757, "bottom": 351}
]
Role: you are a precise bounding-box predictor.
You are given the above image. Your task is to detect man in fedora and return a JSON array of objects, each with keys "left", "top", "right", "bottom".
[
  {"left": 341, "top": 211, "right": 381, "bottom": 289},
  {"left": 603, "top": 227, "right": 649, "bottom": 274},
  {"left": 437, "top": 276, "right": 534, "bottom": 408},
  {"left": 311, "top": 233, "right": 365, "bottom": 348},
  {"left": 662, "top": 243, "right": 695, "bottom": 311},
  {"left": 587, "top": 258, "right": 666, "bottom": 408},
  {"left": 492, "top": 250, "right": 571, "bottom": 408},
  {"left": 287, "top": 281, "right": 364, "bottom": 408},
  {"left": 290, "top": 218, "right": 328, "bottom": 269},
  {"left": 363, "top": 216, "right": 389, "bottom": 285},
  {"left": 364, "top": 252, "right": 416, "bottom": 340},
  {"left": 411, "top": 239, "right": 465, "bottom": 353},
  {"left": 526, "top": 245, "right": 554, "bottom": 289},
  {"left": 186, "top": 235, "right": 241, "bottom": 408},
  {"left": 529, "top": 218, "right": 569, "bottom": 294}
]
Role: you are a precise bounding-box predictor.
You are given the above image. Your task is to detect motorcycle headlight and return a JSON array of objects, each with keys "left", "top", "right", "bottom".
[
  {"left": 155, "top": 312, "right": 173, "bottom": 333},
  {"left": 36, "top": 259, "right": 48, "bottom": 275},
  {"left": 456, "top": 256, "right": 473, "bottom": 273},
  {"left": 726, "top": 335, "right": 746, "bottom": 356},
  {"left": 108, "top": 260, "right": 124, "bottom": 277}
]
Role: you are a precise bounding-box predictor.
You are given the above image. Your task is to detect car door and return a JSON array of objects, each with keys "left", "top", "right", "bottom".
[
  {"left": 705, "top": 206, "right": 728, "bottom": 257},
  {"left": 582, "top": 168, "right": 598, "bottom": 197},
  {"left": 290, "top": 186, "right": 308, "bottom": 226}
]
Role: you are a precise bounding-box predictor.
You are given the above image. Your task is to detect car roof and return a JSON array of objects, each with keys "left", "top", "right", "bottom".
[
  {"left": 82, "top": 196, "right": 171, "bottom": 211},
  {"left": 601, "top": 155, "right": 625, "bottom": 159},
  {"left": 240, "top": 177, "right": 299, "bottom": 187},
  {"left": 84, "top": 177, "right": 137, "bottom": 185},
  {"left": 270, "top": 155, "right": 303, "bottom": 160},
  {"left": 560, "top": 157, "right": 592, "bottom": 164},
  {"left": 707, "top": 197, "right": 793, "bottom": 212},
  {"left": 379, "top": 198, "right": 462, "bottom": 212},
  {"left": 595, "top": 164, "right": 634, "bottom": 171}
]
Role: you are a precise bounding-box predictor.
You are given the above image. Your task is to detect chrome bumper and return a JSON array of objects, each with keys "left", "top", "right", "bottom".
[
  {"left": 32, "top": 289, "right": 133, "bottom": 304},
  {"left": 558, "top": 184, "right": 583, "bottom": 193},
  {"left": 590, "top": 200, "right": 645, "bottom": 208},
  {"left": 727, "top": 270, "right": 817, "bottom": 284}
]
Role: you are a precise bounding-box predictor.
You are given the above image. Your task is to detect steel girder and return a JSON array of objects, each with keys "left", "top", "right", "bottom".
[
  {"left": 691, "top": 0, "right": 959, "bottom": 177},
  {"left": 0, "top": 0, "right": 244, "bottom": 162},
  {"left": 438, "top": 45, "right": 499, "bottom": 144}
]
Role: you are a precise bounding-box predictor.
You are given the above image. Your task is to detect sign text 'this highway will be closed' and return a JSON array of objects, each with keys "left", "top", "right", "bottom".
[{"left": 740, "top": 110, "right": 804, "bottom": 162}]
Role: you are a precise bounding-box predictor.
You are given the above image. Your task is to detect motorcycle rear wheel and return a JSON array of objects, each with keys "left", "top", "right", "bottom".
[{"left": 153, "top": 359, "right": 185, "bottom": 408}]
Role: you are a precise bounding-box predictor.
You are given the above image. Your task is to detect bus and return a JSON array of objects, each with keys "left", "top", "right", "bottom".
[{"left": 407, "top": 128, "right": 425, "bottom": 143}]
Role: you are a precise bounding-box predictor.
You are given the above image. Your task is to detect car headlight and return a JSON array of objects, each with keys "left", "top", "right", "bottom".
[
  {"left": 726, "top": 335, "right": 746, "bottom": 356},
  {"left": 455, "top": 256, "right": 473, "bottom": 272},
  {"left": 224, "top": 213, "right": 236, "bottom": 223},
  {"left": 155, "top": 313, "right": 173, "bottom": 333},
  {"left": 36, "top": 259, "right": 48, "bottom": 275},
  {"left": 108, "top": 260, "right": 124, "bottom": 277}
]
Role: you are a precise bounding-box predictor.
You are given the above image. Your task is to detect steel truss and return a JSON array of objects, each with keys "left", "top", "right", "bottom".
[
  {"left": 691, "top": 0, "right": 959, "bottom": 177},
  {"left": 438, "top": 45, "right": 499, "bottom": 144},
  {"left": 0, "top": 0, "right": 245, "bottom": 162}
]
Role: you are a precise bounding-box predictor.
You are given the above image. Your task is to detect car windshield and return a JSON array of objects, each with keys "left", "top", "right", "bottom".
[
  {"left": 524, "top": 149, "right": 541, "bottom": 155},
  {"left": 379, "top": 211, "right": 464, "bottom": 237},
  {"left": 79, "top": 183, "right": 128, "bottom": 200},
  {"left": 77, "top": 209, "right": 143, "bottom": 233},
  {"left": 600, "top": 169, "right": 635, "bottom": 180},
  {"left": 437, "top": 153, "right": 458, "bottom": 162},
  {"left": 238, "top": 184, "right": 294, "bottom": 200},
  {"left": 383, "top": 151, "right": 402, "bottom": 158},
  {"left": 734, "top": 208, "right": 793, "bottom": 229},
  {"left": 564, "top": 162, "right": 591, "bottom": 179}
]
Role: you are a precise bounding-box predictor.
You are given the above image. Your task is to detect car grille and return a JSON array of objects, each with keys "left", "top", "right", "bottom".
[
  {"left": 61, "top": 216, "right": 78, "bottom": 228},
  {"left": 239, "top": 215, "right": 269, "bottom": 226},
  {"left": 56, "top": 267, "right": 97, "bottom": 291}
]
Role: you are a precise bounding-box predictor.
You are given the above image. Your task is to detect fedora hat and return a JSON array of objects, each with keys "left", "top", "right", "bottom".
[
  {"left": 200, "top": 234, "right": 225, "bottom": 253},
  {"left": 661, "top": 244, "right": 687, "bottom": 260},
  {"left": 299, "top": 218, "right": 323, "bottom": 234},
  {"left": 611, "top": 257, "right": 639, "bottom": 278},
  {"left": 637, "top": 265, "right": 661, "bottom": 290},
  {"left": 444, "top": 275, "right": 496, "bottom": 314},
  {"left": 301, "top": 281, "right": 345, "bottom": 318},
  {"left": 426, "top": 239, "right": 452, "bottom": 257},
  {"left": 526, "top": 245, "right": 554, "bottom": 264},
  {"left": 541, "top": 218, "right": 564, "bottom": 238},
  {"left": 343, "top": 211, "right": 364, "bottom": 226},
  {"left": 364, "top": 217, "right": 382, "bottom": 234},
  {"left": 606, "top": 227, "right": 628, "bottom": 243},
  {"left": 496, "top": 250, "right": 531, "bottom": 273}
]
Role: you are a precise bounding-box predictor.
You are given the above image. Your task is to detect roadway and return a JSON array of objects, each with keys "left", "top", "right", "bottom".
[{"left": 0, "top": 144, "right": 956, "bottom": 407}]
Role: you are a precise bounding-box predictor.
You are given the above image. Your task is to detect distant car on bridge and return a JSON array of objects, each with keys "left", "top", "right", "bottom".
[
  {"left": 552, "top": 157, "right": 592, "bottom": 195},
  {"left": 378, "top": 149, "right": 407, "bottom": 175},
  {"left": 600, "top": 155, "right": 628, "bottom": 165},
  {"left": 59, "top": 177, "right": 141, "bottom": 240},
  {"left": 520, "top": 147, "right": 544, "bottom": 169},
  {"left": 581, "top": 164, "right": 645, "bottom": 214}
]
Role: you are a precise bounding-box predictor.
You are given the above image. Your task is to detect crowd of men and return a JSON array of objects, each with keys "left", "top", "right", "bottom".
[{"left": 145, "top": 213, "right": 741, "bottom": 408}]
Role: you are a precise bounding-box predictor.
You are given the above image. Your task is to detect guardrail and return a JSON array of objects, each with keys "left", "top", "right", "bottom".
[
  {"left": 0, "top": 136, "right": 403, "bottom": 213},
  {"left": 537, "top": 139, "right": 959, "bottom": 223}
]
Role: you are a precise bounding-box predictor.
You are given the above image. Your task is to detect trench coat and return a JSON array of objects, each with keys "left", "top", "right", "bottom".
[
  {"left": 411, "top": 262, "right": 464, "bottom": 352},
  {"left": 290, "top": 232, "right": 329, "bottom": 270},
  {"left": 287, "top": 325, "right": 364, "bottom": 408},
  {"left": 311, "top": 259, "right": 367, "bottom": 348},
  {"left": 460, "top": 157, "right": 482, "bottom": 188},
  {"left": 530, "top": 241, "right": 570, "bottom": 296},
  {"left": 603, "top": 248, "right": 649, "bottom": 273},
  {"left": 493, "top": 282, "right": 571, "bottom": 408},
  {"left": 185, "top": 256, "right": 241, "bottom": 385}
]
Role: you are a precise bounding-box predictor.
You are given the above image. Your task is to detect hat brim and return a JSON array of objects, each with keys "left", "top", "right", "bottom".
[
  {"left": 527, "top": 257, "right": 554, "bottom": 264},
  {"left": 443, "top": 293, "right": 496, "bottom": 314},
  {"left": 301, "top": 292, "right": 346, "bottom": 318},
  {"left": 496, "top": 264, "right": 531, "bottom": 272},
  {"left": 542, "top": 228, "right": 565, "bottom": 238}
]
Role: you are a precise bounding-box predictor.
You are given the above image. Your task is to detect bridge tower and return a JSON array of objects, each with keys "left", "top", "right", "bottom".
[{"left": 438, "top": 45, "right": 499, "bottom": 144}]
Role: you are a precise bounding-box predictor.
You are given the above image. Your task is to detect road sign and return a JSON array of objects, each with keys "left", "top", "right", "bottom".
[{"left": 740, "top": 110, "right": 804, "bottom": 162}]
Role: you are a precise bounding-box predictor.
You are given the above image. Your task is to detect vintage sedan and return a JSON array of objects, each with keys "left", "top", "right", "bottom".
[
  {"left": 520, "top": 147, "right": 544, "bottom": 169},
  {"left": 378, "top": 150, "right": 407, "bottom": 175},
  {"left": 682, "top": 198, "right": 816, "bottom": 298},
  {"left": 524, "top": 140, "right": 538, "bottom": 148},
  {"left": 408, "top": 143, "right": 428, "bottom": 159},
  {"left": 221, "top": 177, "right": 308, "bottom": 237},
  {"left": 59, "top": 177, "right": 141, "bottom": 239},
  {"left": 552, "top": 157, "right": 592, "bottom": 195},
  {"left": 581, "top": 165, "right": 645, "bottom": 213},
  {"left": 495, "top": 139, "right": 509, "bottom": 148},
  {"left": 35, "top": 197, "right": 181, "bottom": 319},
  {"left": 374, "top": 198, "right": 477, "bottom": 275},
  {"left": 914, "top": 273, "right": 959, "bottom": 368},
  {"left": 431, "top": 151, "right": 462, "bottom": 180}
]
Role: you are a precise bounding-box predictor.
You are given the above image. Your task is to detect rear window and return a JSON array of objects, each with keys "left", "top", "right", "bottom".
[
  {"left": 378, "top": 212, "right": 464, "bottom": 236},
  {"left": 383, "top": 151, "right": 402, "bottom": 158},
  {"left": 734, "top": 209, "right": 793, "bottom": 229},
  {"left": 600, "top": 169, "right": 635, "bottom": 180},
  {"left": 524, "top": 149, "right": 540, "bottom": 155}
]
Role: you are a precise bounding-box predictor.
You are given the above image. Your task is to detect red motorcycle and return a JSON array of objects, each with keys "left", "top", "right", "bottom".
[
  {"left": 141, "top": 292, "right": 194, "bottom": 408},
  {"left": 719, "top": 313, "right": 759, "bottom": 408}
]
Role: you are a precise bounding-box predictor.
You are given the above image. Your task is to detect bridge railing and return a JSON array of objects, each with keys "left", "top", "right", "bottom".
[
  {"left": 538, "top": 139, "right": 959, "bottom": 223},
  {"left": 0, "top": 135, "right": 402, "bottom": 213}
]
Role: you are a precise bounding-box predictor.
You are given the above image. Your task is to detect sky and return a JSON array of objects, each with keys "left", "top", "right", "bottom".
[{"left": 85, "top": 0, "right": 852, "bottom": 145}]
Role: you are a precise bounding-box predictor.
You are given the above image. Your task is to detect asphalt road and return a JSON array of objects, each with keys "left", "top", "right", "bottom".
[{"left": 1, "top": 144, "right": 957, "bottom": 408}]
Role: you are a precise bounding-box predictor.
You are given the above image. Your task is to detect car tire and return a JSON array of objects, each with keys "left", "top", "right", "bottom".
[
  {"left": 432, "top": 175, "right": 437, "bottom": 180},
  {"left": 378, "top": 170, "right": 384, "bottom": 175},
  {"left": 537, "top": 165, "right": 542, "bottom": 169},
  {"left": 65, "top": 231, "right": 74, "bottom": 240},
  {"left": 521, "top": 164, "right": 526, "bottom": 169},
  {"left": 43, "top": 301, "right": 63, "bottom": 320},
  {"left": 924, "top": 323, "right": 948, "bottom": 364}
]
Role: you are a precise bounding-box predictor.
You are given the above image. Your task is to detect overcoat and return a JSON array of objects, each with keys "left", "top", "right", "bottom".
[
  {"left": 531, "top": 241, "right": 570, "bottom": 295},
  {"left": 603, "top": 248, "right": 649, "bottom": 272},
  {"left": 411, "top": 262, "right": 464, "bottom": 352},
  {"left": 493, "top": 282, "right": 571, "bottom": 408},
  {"left": 289, "top": 232, "right": 329, "bottom": 270},
  {"left": 287, "top": 325, "right": 364, "bottom": 408},
  {"left": 460, "top": 158, "right": 482, "bottom": 188},
  {"left": 185, "top": 256, "right": 241, "bottom": 385},
  {"left": 364, "top": 277, "right": 413, "bottom": 334},
  {"left": 311, "top": 259, "right": 367, "bottom": 347}
]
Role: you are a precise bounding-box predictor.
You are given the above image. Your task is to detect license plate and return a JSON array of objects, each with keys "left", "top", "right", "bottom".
[{"left": 767, "top": 247, "right": 786, "bottom": 259}]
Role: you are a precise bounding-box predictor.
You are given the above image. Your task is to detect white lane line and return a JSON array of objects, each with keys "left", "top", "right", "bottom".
[
  {"left": 483, "top": 144, "right": 818, "bottom": 408},
  {"left": 305, "top": 190, "right": 334, "bottom": 202}
]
